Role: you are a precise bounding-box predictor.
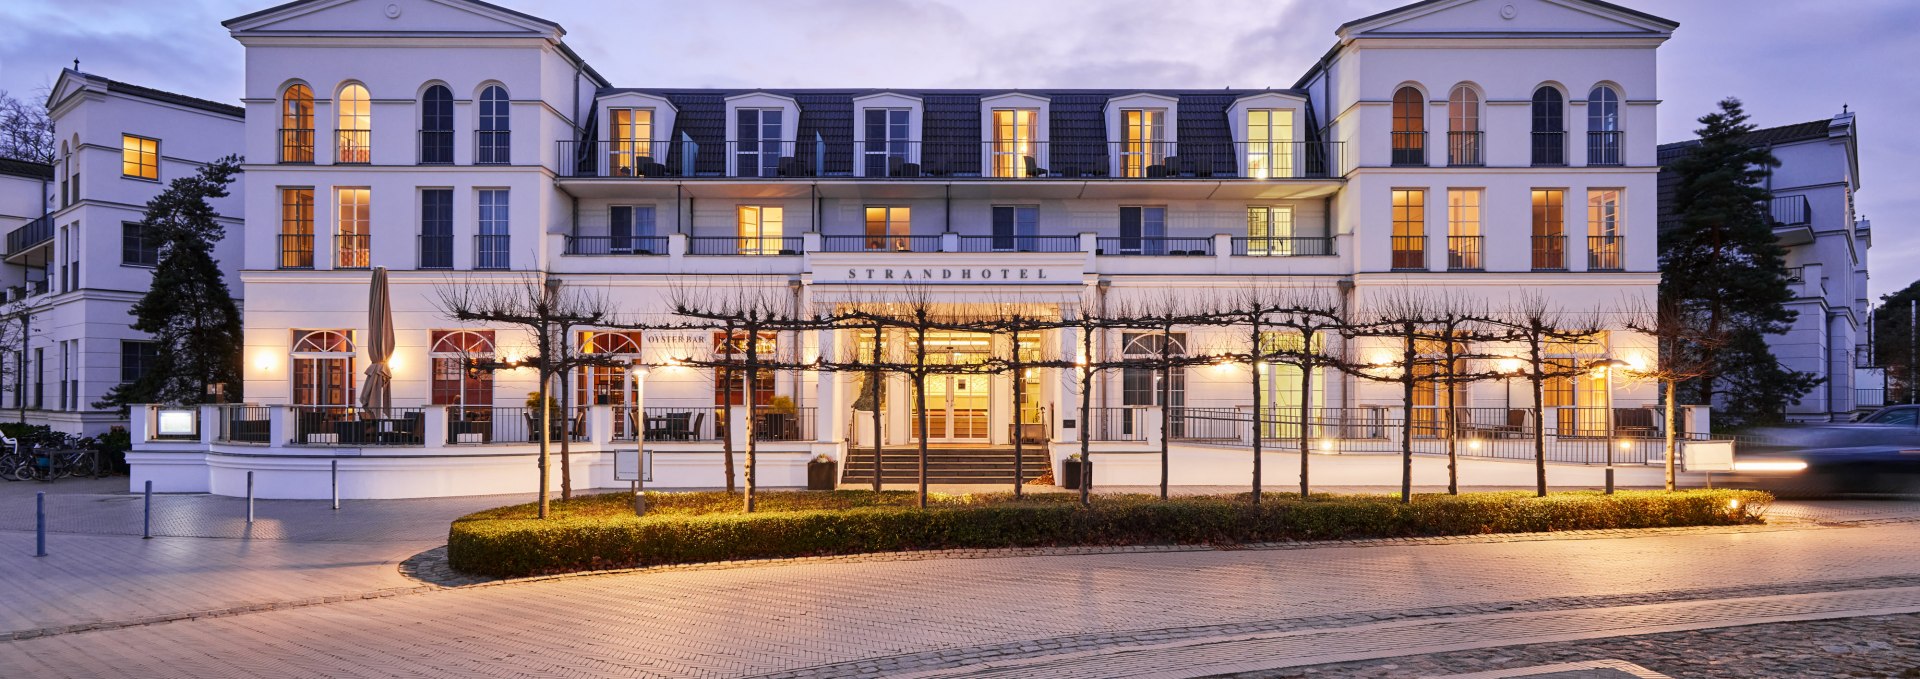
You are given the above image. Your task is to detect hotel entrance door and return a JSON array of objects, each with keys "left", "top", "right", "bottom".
[{"left": 910, "top": 334, "right": 992, "bottom": 442}]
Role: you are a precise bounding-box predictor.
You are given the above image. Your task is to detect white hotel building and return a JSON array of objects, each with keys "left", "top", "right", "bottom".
[{"left": 131, "top": 0, "right": 1697, "bottom": 498}]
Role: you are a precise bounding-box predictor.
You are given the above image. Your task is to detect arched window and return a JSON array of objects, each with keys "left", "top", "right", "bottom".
[
  {"left": 291, "top": 330, "right": 355, "bottom": 406},
  {"left": 430, "top": 330, "right": 494, "bottom": 411},
  {"left": 337, "top": 84, "right": 372, "bottom": 164},
  {"left": 1447, "top": 85, "right": 1481, "bottom": 166},
  {"left": 477, "top": 85, "right": 510, "bottom": 164},
  {"left": 1530, "top": 87, "right": 1565, "bottom": 166},
  {"left": 281, "top": 84, "right": 314, "bottom": 163},
  {"left": 419, "top": 85, "right": 453, "bottom": 165},
  {"left": 1391, "top": 87, "right": 1425, "bottom": 166},
  {"left": 577, "top": 331, "right": 644, "bottom": 418},
  {"left": 1586, "top": 86, "right": 1623, "bottom": 166}
]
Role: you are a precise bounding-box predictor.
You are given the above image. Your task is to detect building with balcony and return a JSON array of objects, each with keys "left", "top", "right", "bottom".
[
  {"left": 0, "top": 70, "right": 245, "bottom": 435},
  {"left": 1657, "top": 111, "right": 1871, "bottom": 421},
  {"left": 127, "top": 0, "right": 1696, "bottom": 498}
]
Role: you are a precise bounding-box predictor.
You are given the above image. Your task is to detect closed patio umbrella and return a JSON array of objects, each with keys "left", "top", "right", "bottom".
[{"left": 360, "top": 266, "right": 395, "bottom": 418}]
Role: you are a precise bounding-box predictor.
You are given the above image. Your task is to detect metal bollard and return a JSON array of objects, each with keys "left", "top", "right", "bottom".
[
  {"left": 1605, "top": 468, "right": 1615, "bottom": 495},
  {"left": 331, "top": 459, "right": 339, "bottom": 511},
  {"left": 246, "top": 471, "right": 255, "bottom": 524},
  {"left": 34, "top": 491, "right": 46, "bottom": 557},
  {"left": 143, "top": 480, "right": 153, "bottom": 539}
]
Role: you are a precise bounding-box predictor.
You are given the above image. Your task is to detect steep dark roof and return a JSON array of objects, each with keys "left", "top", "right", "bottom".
[
  {"left": 597, "top": 88, "right": 1313, "bottom": 177},
  {"left": 62, "top": 71, "right": 244, "bottom": 119},
  {"left": 1339, "top": 0, "right": 1678, "bottom": 32},
  {"left": 1656, "top": 119, "right": 1831, "bottom": 233},
  {"left": 0, "top": 158, "right": 53, "bottom": 180}
]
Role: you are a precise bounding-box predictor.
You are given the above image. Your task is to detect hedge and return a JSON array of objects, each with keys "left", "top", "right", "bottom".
[{"left": 446, "top": 489, "right": 1772, "bottom": 578}]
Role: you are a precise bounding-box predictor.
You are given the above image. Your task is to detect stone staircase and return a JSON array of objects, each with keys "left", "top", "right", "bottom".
[{"left": 839, "top": 446, "right": 1052, "bottom": 485}]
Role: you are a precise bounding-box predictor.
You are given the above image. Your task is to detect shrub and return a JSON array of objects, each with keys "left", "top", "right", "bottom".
[{"left": 447, "top": 489, "right": 1771, "bottom": 578}]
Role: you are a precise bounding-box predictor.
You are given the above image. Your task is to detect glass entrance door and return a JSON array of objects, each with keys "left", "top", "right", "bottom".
[{"left": 910, "top": 333, "right": 992, "bottom": 442}]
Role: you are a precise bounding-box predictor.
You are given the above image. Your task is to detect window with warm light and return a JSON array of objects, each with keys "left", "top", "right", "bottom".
[
  {"left": 1120, "top": 109, "right": 1166, "bottom": 178},
  {"left": 1391, "top": 189, "right": 1426, "bottom": 270},
  {"left": 279, "top": 188, "right": 315, "bottom": 269},
  {"left": 1245, "top": 109, "right": 1294, "bottom": 179},
  {"left": 1588, "top": 189, "right": 1623, "bottom": 270},
  {"left": 713, "top": 331, "right": 777, "bottom": 406},
  {"left": 337, "top": 83, "right": 372, "bottom": 163},
  {"left": 863, "top": 206, "right": 911, "bottom": 251},
  {"left": 609, "top": 108, "right": 653, "bottom": 176},
  {"left": 991, "top": 109, "right": 1037, "bottom": 178},
  {"left": 121, "top": 135, "right": 158, "bottom": 180},
  {"left": 1531, "top": 189, "right": 1565, "bottom": 270},
  {"left": 1447, "top": 189, "right": 1482, "bottom": 270},
  {"left": 1391, "top": 87, "right": 1425, "bottom": 166},
  {"left": 292, "top": 330, "right": 355, "bottom": 406},
  {"left": 1447, "top": 85, "right": 1481, "bottom": 166},
  {"left": 336, "top": 187, "right": 371, "bottom": 268},
  {"left": 430, "top": 330, "right": 495, "bottom": 409},
  {"left": 1245, "top": 206, "right": 1295, "bottom": 256},
  {"left": 577, "top": 331, "right": 644, "bottom": 411},
  {"left": 736, "top": 205, "right": 784, "bottom": 255},
  {"left": 281, "top": 84, "right": 314, "bottom": 163}
]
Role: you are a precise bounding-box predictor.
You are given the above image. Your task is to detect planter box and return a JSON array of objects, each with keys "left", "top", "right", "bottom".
[
  {"left": 1061, "top": 458, "right": 1088, "bottom": 490},
  {"left": 807, "top": 460, "right": 838, "bottom": 490}
]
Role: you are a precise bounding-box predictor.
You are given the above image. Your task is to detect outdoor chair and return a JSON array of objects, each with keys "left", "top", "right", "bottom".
[
  {"left": 777, "top": 156, "right": 806, "bottom": 177},
  {"left": 1023, "top": 155, "right": 1048, "bottom": 178}
]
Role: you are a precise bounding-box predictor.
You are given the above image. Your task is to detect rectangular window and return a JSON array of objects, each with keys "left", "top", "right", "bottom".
[
  {"left": 609, "top": 108, "right": 654, "bottom": 176},
  {"left": 713, "top": 332, "right": 777, "bottom": 406},
  {"left": 863, "top": 109, "right": 911, "bottom": 178},
  {"left": 336, "top": 187, "right": 370, "bottom": 269},
  {"left": 991, "top": 205, "right": 1039, "bottom": 251},
  {"left": 476, "top": 189, "right": 509, "bottom": 269},
  {"left": 608, "top": 205, "right": 658, "bottom": 253},
  {"left": 991, "top": 109, "right": 1038, "bottom": 178},
  {"left": 863, "top": 206, "right": 911, "bottom": 251},
  {"left": 1447, "top": 189, "right": 1482, "bottom": 270},
  {"left": 735, "top": 109, "right": 784, "bottom": 177},
  {"left": 419, "top": 189, "right": 453, "bottom": 269},
  {"left": 1531, "top": 189, "right": 1565, "bottom": 270},
  {"left": 1118, "top": 206, "right": 1167, "bottom": 255},
  {"left": 1391, "top": 189, "right": 1426, "bottom": 270},
  {"left": 122, "top": 135, "right": 158, "bottom": 180},
  {"left": 122, "top": 222, "right": 158, "bottom": 266},
  {"left": 1121, "top": 109, "right": 1167, "bottom": 178},
  {"left": 1246, "top": 109, "right": 1295, "bottom": 179},
  {"left": 1245, "top": 206, "right": 1296, "bottom": 256},
  {"left": 279, "top": 188, "right": 315, "bottom": 269},
  {"left": 120, "top": 341, "right": 159, "bottom": 384},
  {"left": 737, "top": 205, "right": 785, "bottom": 255},
  {"left": 1588, "top": 189, "right": 1622, "bottom": 271}
]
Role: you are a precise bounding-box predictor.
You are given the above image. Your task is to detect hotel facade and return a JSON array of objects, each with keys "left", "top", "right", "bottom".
[{"left": 130, "top": 0, "right": 1706, "bottom": 498}]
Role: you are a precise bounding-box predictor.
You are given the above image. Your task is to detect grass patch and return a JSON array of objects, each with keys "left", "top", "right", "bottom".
[{"left": 447, "top": 489, "right": 1772, "bottom": 578}]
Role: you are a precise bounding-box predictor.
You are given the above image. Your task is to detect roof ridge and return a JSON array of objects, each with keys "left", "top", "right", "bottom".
[{"left": 64, "top": 70, "right": 244, "bottom": 119}]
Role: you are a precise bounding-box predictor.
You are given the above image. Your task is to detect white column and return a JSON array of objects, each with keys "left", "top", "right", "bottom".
[
  {"left": 423, "top": 406, "right": 448, "bottom": 450},
  {"left": 814, "top": 327, "right": 841, "bottom": 444}
]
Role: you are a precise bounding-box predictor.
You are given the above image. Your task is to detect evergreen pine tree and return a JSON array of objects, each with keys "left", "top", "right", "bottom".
[
  {"left": 1660, "top": 98, "right": 1815, "bottom": 424},
  {"left": 1872, "top": 278, "right": 1920, "bottom": 403},
  {"left": 98, "top": 156, "right": 244, "bottom": 408}
]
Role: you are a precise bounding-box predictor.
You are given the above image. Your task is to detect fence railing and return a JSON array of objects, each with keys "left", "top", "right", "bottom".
[
  {"left": 337, "top": 129, "right": 372, "bottom": 164},
  {"left": 819, "top": 235, "right": 944, "bottom": 253},
  {"left": 1094, "top": 237, "right": 1215, "bottom": 256},
  {"left": 954, "top": 235, "right": 1082, "bottom": 253},
  {"left": 279, "top": 128, "right": 315, "bottom": 164},
  {"left": 1168, "top": 405, "right": 1696, "bottom": 466},
  {"left": 637, "top": 406, "right": 722, "bottom": 442},
  {"left": 1391, "top": 235, "right": 1426, "bottom": 270},
  {"left": 1586, "top": 130, "right": 1624, "bottom": 166},
  {"left": 564, "top": 235, "right": 670, "bottom": 255},
  {"left": 475, "top": 234, "right": 510, "bottom": 270},
  {"left": 687, "top": 236, "right": 803, "bottom": 256},
  {"left": 216, "top": 405, "right": 272, "bottom": 444},
  {"left": 1447, "top": 131, "right": 1483, "bottom": 167},
  {"left": 1390, "top": 131, "right": 1426, "bottom": 166},
  {"left": 1531, "top": 234, "right": 1567, "bottom": 271},
  {"left": 279, "top": 234, "right": 315, "bottom": 270},
  {"left": 418, "top": 130, "right": 453, "bottom": 165},
  {"left": 290, "top": 406, "right": 427, "bottom": 446},
  {"left": 418, "top": 234, "right": 453, "bottom": 269},
  {"left": 1086, "top": 406, "right": 1148, "bottom": 442},
  {"left": 1588, "top": 235, "right": 1624, "bottom": 271},
  {"left": 1231, "top": 236, "right": 1335, "bottom": 257},
  {"left": 558, "top": 139, "right": 1344, "bottom": 180},
  {"left": 753, "top": 406, "right": 816, "bottom": 442},
  {"left": 476, "top": 130, "right": 510, "bottom": 165},
  {"left": 445, "top": 406, "right": 590, "bottom": 445},
  {"left": 1531, "top": 130, "right": 1566, "bottom": 166},
  {"left": 1447, "top": 235, "right": 1483, "bottom": 271},
  {"left": 6, "top": 215, "right": 53, "bottom": 255},
  {"left": 1769, "top": 195, "right": 1811, "bottom": 226}
]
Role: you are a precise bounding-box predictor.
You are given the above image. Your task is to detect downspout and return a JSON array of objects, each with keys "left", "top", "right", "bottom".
[
  {"left": 944, "top": 184, "right": 952, "bottom": 234},
  {"left": 790, "top": 278, "right": 804, "bottom": 407},
  {"left": 1097, "top": 279, "right": 1111, "bottom": 411},
  {"left": 675, "top": 184, "right": 684, "bottom": 234}
]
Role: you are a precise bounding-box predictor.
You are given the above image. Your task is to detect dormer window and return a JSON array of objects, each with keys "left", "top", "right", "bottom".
[
  {"left": 735, "top": 109, "right": 784, "bottom": 178},
  {"left": 990, "top": 108, "right": 1039, "bottom": 178},
  {"left": 1120, "top": 109, "right": 1167, "bottom": 178},
  {"left": 1245, "top": 109, "right": 1294, "bottom": 179},
  {"left": 863, "top": 109, "right": 910, "bottom": 178},
  {"left": 609, "top": 108, "right": 654, "bottom": 177}
]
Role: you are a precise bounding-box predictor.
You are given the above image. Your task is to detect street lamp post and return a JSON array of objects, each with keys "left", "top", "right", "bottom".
[
  {"left": 630, "top": 363, "right": 649, "bottom": 516},
  {"left": 1589, "top": 358, "right": 1629, "bottom": 494}
]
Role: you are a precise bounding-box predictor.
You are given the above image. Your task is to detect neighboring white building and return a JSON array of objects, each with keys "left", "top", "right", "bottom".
[
  {"left": 130, "top": 0, "right": 1698, "bottom": 499},
  {"left": 1658, "top": 112, "right": 1872, "bottom": 421},
  {"left": 0, "top": 71, "right": 245, "bottom": 434}
]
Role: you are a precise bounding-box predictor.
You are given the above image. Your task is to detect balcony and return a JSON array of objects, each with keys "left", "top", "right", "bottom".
[
  {"left": 564, "top": 235, "right": 669, "bottom": 256},
  {"left": 1588, "top": 235, "right": 1624, "bottom": 271},
  {"left": 687, "top": 236, "right": 803, "bottom": 256},
  {"left": 1391, "top": 235, "right": 1426, "bottom": 271},
  {"left": 418, "top": 130, "right": 453, "bottom": 165},
  {"left": 1531, "top": 131, "right": 1566, "bottom": 167},
  {"left": 418, "top": 234, "right": 453, "bottom": 269},
  {"left": 475, "top": 234, "right": 510, "bottom": 270},
  {"left": 955, "top": 235, "right": 1081, "bottom": 253},
  {"left": 820, "top": 235, "right": 943, "bottom": 253},
  {"left": 1531, "top": 235, "right": 1567, "bottom": 271},
  {"left": 337, "top": 129, "right": 372, "bottom": 164},
  {"left": 1587, "top": 131, "right": 1624, "bottom": 166},
  {"left": 1769, "top": 195, "right": 1814, "bottom": 246},
  {"left": 1230, "top": 236, "right": 1335, "bottom": 257},
  {"left": 558, "top": 139, "right": 1345, "bottom": 180},
  {"left": 5, "top": 215, "right": 53, "bottom": 261},
  {"left": 1390, "top": 132, "right": 1426, "bottom": 167},
  {"left": 336, "top": 234, "right": 371, "bottom": 269},
  {"left": 1447, "top": 131, "right": 1483, "bottom": 167},
  {"left": 476, "top": 130, "right": 510, "bottom": 165},
  {"left": 1094, "top": 237, "right": 1214, "bottom": 257},
  {"left": 1447, "top": 235, "right": 1483, "bottom": 271},
  {"left": 278, "top": 234, "right": 315, "bottom": 270},
  {"left": 279, "top": 129, "right": 315, "bottom": 164}
]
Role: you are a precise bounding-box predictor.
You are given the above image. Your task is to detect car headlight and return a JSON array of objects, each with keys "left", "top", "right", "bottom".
[{"left": 1732, "top": 460, "right": 1809, "bottom": 472}]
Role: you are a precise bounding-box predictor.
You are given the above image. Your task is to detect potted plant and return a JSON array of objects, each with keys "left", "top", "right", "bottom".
[
  {"left": 1061, "top": 453, "right": 1088, "bottom": 490},
  {"left": 523, "top": 392, "right": 567, "bottom": 441},
  {"left": 807, "top": 453, "right": 837, "bottom": 490}
]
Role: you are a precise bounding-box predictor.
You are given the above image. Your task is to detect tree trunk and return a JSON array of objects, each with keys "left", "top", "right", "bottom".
[
  {"left": 559, "top": 367, "right": 574, "bottom": 501},
  {"left": 1078, "top": 322, "right": 1094, "bottom": 507},
  {"left": 1011, "top": 327, "right": 1025, "bottom": 499},
  {"left": 1299, "top": 358, "right": 1312, "bottom": 499},
  {"left": 1531, "top": 341, "right": 1548, "bottom": 497},
  {"left": 720, "top": 369, "right": 735, "bottom": 494},
  {"left": 1444, "top": 348, "right": 1458, "bottom": 496},
  {"left": 1158, "top": 326, "right": 1172, "bottom": 501},
  {"left": 914, "top": 325, "right": 929, "bottom": 509},
  {"left": 1249, "top": 319, "right": 1263, "bottom": 505},
  {"left": 537, "top": 371, "right": 551, "bottom": 519},
  {"left": 743, "top": 329, "right": 759, "bottom": 513},
  {"left": 1399, "top": 326, "right": 1415, "bottom": 504},
  {"left": 1663, "top": 377, "right": 1678, "bottom": 492},
  {"left": 872, "top": 323, "right": 885, "bottom": 493}
]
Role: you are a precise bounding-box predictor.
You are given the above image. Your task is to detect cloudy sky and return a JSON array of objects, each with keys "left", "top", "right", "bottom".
[{"left": 0, "top": 0, "right": 1912, "bottom": 298}]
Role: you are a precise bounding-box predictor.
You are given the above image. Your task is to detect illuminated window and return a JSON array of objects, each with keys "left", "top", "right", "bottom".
[
  {"left": 1447, "top": 85, "right": 1481, "bottom": 166},
  {"left": 608, "top": 108, "right": 654, "bottom": 176},
  {"left": 279, "top": 188, "right": 315, "bottom": 269},
  {"left": 1588, "top": 189, "right": 1623, "bottom": 270},
  {"left": 1245, "top": 206, "right": 1295, "bottom": 256},
  {"left": 1447, "top": 189, "right": 1482, "bottom": 270},
  {"left": 1120, "top": 109, "right": 1166, "bottom": 178},
  {"left": 1245, "top": 109, "right": 1294, "bottom": 179},
  {"left": 1391, "top": 189, "right": 1425, "bottom": 270},
  {"left": 577, "top": 331, "right": 644, "bottom": 409},
  {"left": 121, "top": 135, "right": 158, "bottom": 180},
  {"left": 1531, "top": 189, "right": 1566, "bottom": 270},
  {"left": 863, "top": 206, "right": 911, "bottom": 251},
  {"left": 291, "top": 330, "right": 355, "bottom": 406},
  {"left": 337, "top": 84, "right": 371, "bottom": 163},
  {"left": 736, "top": 205, "right": 785, "bottom": 255},
  {"left": 713, "top": 331, "right": 777, "bottom": 406},
  {"left": 1391, "top": 87, "right": 1424, "bottom": 166},
  {"left": 430, "top": 330, "right": 495, "bottom": 408},
  {"left": 991, "top": 108, "right": 1037, "bottom": 178},
  {"left": 336, "top": 188, "right": 371, "bottom": 268},
  {"left": 281, "top": 84, "right": 314, "bottom": 163}
]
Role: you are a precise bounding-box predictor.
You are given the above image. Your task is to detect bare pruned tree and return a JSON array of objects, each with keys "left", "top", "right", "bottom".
[
  {"left": 1624, "top": 295, "right": 1726, "bottom": 490},
  {"left": 0, "top": 89, "right": 54, "bottom": 164},
  {"left": 1486, "top": 293, "right": 1606, "bottom": 497},
  {"left": 1257, "top": 287, "right": 1350, "bottom": 499},
  {"left": 1423, "top": 294, "right": 1509, "bottom": 495},
  {"left": 1343, "top": 290, "right": 1442, "bottom": 503}
]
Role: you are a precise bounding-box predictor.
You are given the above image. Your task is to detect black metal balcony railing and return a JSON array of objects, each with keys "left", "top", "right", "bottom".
[
  {"left": 559, "top": 140, "right": 1344, "bottom": 180},
  {"left": 292, "top": 406, "right": 428, "bottom": 446},
  {"left": 418, "top": 130, "right": 453, "bottom": 165},
  {"left": 279, "top": 234, "right": 315, "bottom": 270},
  {"left": 1769, "top": 195, "right": 1811, "bottom": 226},
  {"left": 819, "top": 235, "right": 943, "bottom": 253},
  {"left": 1230, "top": 236, "right": 1336, "bottom": 257},
  {"left": 1531, "top": 234, "right": 1567, "bottom": 271},
  {"left": 1390, "top": 131, "right": 1426, "bottom": 166},
  {"left": 336, "top": 234, "right": 371, "bottom": 269},
  {"left": 1447, "top": 131, "right": 1483, "bottom": 167},
  {"left": 1095, "top": 237, "right": 1214, "bottom": 256},
  {"left": 752, "top": 406, "right": 816, "bottom": 442},
  {"left": 563, "top": 235, "right": 669, "bottom": 255},
  {"left": 1588, "top": 235, "right": 1624, "bottom": 271},
  {"left": 955, "top": 235, "right": 1082, "bottom": 253},
  {"left": 1391, "top": 235, "right": 1426, "bottom": 271},
  {"left": 1587, "top": 130, "right": 1624, "bottom": 166},
  {"left": 1531, "top": 130, "right": 1566, "bottom": 166},
  {"left": 687, "top": 236, "right": 803, "bottom": 256},
  {"left": 476, "top": 130, "right": 510, "bottom": 165},
  {"left": 1447, "top": 235, "right": 1483, "bottom": 271},
  {"left": 475, "top": 234, "right": 510, "bottom": 270},
  {"left": 279, "top": 128, "right": 315, "bottom": 164},
  {"left": 6, "top": 215, "right": 53, "bottom": 255},
  {"left": 418, "top": 234, "right": 453, "bottom": 270},
  {"left": 337, "top": 129, "right": 372, "bottom": 164}
]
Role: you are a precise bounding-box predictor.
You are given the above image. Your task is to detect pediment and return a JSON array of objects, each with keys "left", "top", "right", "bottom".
[
  {"left": 225, "top": 0, "right": 560, "bottom": 38},
  {"left": 1339, "top": 0, "right": 1676, "bottom": 39},
  {"left": 46, "top": 71, "right": 98, "bottom": 111}
]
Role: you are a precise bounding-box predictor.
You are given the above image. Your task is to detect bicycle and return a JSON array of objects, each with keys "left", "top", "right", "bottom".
[
  {"left": 0, "top": 434, "right": 23, "bottom": 482},
  {"left": 14, "top": 446, "right": 97, "bottom": 482}
]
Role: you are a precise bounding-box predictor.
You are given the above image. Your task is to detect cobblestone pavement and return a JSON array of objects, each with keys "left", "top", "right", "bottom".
[
  {"left": 6, "top": 513, "right": 1920, "bottom": 677},
  {"left": 1229, "top": 612, "right": 1920, "bottom": 678}
]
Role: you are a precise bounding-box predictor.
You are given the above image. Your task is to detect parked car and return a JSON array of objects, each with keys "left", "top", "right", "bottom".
[{"left": 1720, "top": 407, "right": 1920, "bottom": 496}]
